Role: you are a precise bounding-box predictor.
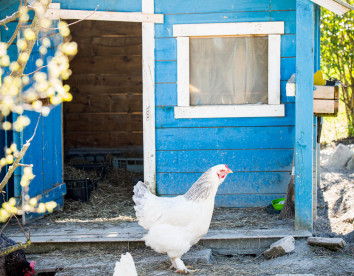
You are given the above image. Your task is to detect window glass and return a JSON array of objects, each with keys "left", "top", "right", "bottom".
[{"left": 189, "top": 36, "right": 268, "bottom": 105}]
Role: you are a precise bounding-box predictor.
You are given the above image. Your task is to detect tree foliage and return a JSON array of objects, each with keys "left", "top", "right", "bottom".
[{"left": 321, "top": 1, "right": 354, "bottom": 136}]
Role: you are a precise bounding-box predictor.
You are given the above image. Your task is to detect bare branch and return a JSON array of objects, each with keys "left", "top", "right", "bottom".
[
  {"left": 18, "top": 163, "right": 33, "bottom": 167},
  {"left": 6, "top": 0, "right": 28, "bottom": 48},
  {"left": 0, "top": 115, "right": 41, "bottom": 192},
  {"left": 7, "top": 19, "right": 23, "bottom": 48},
  {"left": 0, "top": 11, "right": 20, "bottom": 26},
  {"left": 23, "top": 64, "right": 48, "bottom": 76}
]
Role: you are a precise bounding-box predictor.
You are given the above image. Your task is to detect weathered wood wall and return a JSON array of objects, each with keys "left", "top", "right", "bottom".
[
  {"left": 154, "top": 0, "right": 299, "bottom": 207},
  {"left": 63, "top": 21, "right": 143, "bottom": 149}
]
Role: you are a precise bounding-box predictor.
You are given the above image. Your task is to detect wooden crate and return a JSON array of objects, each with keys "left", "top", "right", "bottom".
[{"left": 313, "top": 84, "right": 339, "bottom": 116}]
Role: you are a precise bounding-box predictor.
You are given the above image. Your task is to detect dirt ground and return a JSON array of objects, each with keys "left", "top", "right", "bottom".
[
  {"left": 10, "top": 143, "right": 354, "bottom": 275},
  {"left": 29, "top": 240, "right": 354, "bottom": 275}
]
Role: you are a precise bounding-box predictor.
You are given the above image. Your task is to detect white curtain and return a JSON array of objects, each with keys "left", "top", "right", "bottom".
[{"left": 189, "top": 36, "right": 268, "bottom": 105}]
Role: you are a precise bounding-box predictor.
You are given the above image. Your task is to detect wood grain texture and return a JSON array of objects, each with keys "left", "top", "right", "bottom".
[
  {"left": 65, "top": 113, "right": 142, "bottom": 132},
  {"left": 157, "top": 171, "right": 291, "bottom": 194},
  {"left": 295, "top": 0, "right": 314, "bottom": 231},
  {"left": 142, "top": 0, "right": 157, "bottom": 192},
  {"left": 66, "top": 74, "right": 142, "bottom": 94},
  {"left": 65, "top": 132, "right": 143, "bottom": 148},
  {"left": 156, "top": 149, "right": 293, "bottom": 173},
  {"left": 64, "top": 21, "right": 143, "bottom": 149},
  {"left": 156, "top": 103, "right": 295, "bottom": 128},
  {"left": 46, "top": 9, "right": 163, "bottom": 23},
  {"left": 69, "top": 20, "right": 142, "bottom": 37},
  {"left": 156, "top": 126, "right": 294, "bottom": 150},
  {"left": 64, "top": 94, "right": 142, "bottom": 113},
  {"left": 54, "top": 0, "right": 142, "bottom": 12},
  {"left": 70, "top": 55, "right": 142, "bottom": 74}
]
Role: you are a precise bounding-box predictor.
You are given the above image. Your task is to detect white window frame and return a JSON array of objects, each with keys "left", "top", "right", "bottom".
[{"left": 173, "top": 22, "right": 285, "bottom": 119}]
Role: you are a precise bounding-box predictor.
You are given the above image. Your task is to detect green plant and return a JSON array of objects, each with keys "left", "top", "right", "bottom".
[{"left": 321, "top": 1, "right": 354, "bottom": 138}]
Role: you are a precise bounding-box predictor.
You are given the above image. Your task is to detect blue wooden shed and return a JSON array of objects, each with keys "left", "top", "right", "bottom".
[{"left": 1, "top": 0, "right": 352, "bottom": 229}]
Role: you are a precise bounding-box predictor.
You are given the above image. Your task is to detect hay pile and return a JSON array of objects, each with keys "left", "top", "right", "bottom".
[
  {"left": 49, "top": 166, "right": 142, "bottom": 223},
  {"left": 211, "top": 207, "right": 293, "bottom": 230}
]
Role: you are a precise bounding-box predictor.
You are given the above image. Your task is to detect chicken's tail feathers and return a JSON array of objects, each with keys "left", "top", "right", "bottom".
[
  {"left": 113, "top": 252, "right": 137, "bottom": 276},
  {"left": 132, "top": 181, "right": 151, "bottom": 221}
]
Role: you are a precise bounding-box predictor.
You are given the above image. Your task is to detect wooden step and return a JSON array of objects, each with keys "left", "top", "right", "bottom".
[{"left": 8, "top": 222, "right": 311, "bottom": 254}]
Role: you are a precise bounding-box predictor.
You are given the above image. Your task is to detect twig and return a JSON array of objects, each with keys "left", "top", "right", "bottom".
[
  {"left": 17, "top": 163, "right": 33, "bottom": 167},
  {"left": 6, "top": 0, "right": 27, "bottom": 49},
  {"left": 44, "top": 5, "right": 99, "bottom": 30},
  {"left": 0, "top": 11, "right": 20, "bottom": 26},
  {"left": 13, "top": 213, "right": 30, "bottom": 241},
  {"left": 10, "top": 0, "right": 52, "bottom": 79},
  {"left": 23, "top": 65, "right": 48, "bottom": 76},
  {"left": 0, "top": 115, "right": 41, "bottom": 192}
]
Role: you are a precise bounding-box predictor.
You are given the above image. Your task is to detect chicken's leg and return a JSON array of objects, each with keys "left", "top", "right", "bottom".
[{"left": 170, "top": 258, "right": 197, "bottom": 274}]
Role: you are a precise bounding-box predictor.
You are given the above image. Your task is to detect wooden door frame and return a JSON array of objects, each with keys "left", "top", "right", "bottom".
[{"left": 46, "top": 1, "right": 160, "bottom": 193}]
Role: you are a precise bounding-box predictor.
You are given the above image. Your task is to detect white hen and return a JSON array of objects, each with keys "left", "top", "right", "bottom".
[
  {"left": 113, "top": 252, "right": 137, "bottom": 276},
  {"left": 133, "top": 164, "right": 232, "bottom": 273}
]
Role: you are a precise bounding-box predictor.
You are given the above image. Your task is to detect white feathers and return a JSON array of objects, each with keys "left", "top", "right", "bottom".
[
  {"left": 132, "top": 165, "right": 231, "bottom": 262},
  {"left": 113, "top": 252, "right": 137, "bottom": 276}
]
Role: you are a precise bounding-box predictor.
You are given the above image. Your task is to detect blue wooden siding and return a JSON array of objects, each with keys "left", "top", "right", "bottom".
[
  {"left": 56, "top": 0, "right": 141, "bottom": 12},
  {"left": 154, "top": 0, "right": 297, "bottom": 206},
  {"left": 0, "top": 1, "right": 65, "bottom": 218}
]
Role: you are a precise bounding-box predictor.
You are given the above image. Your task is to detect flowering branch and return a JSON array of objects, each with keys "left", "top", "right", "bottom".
[
  {"left": 10, "top": 0, "right": 52, "bottom": 79},
  {"left": 0, "top": 115, "right": 40, "bottom": 192}
]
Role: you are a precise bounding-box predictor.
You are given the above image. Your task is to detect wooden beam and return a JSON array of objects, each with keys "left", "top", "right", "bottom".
[
  {"left": 310, "top": 0, "right": 351, "bottom": 15},
  {"left": 174, "top": 104, "right": 285, "bottom": 119},
  {"left": 295, "top": 0, "right": 315, "bottom": 232},
  {"left": 45, "top": 8, "right": 164, "bottom": 23},
  {"left": 142, "top": 0, "right": 156, "bottom": 194},
  {"left": 177, "top": 37, "right": 190, "bottom": 107},
  {"left": 173, "top": 22, "right": 284, "bottom": 37}
]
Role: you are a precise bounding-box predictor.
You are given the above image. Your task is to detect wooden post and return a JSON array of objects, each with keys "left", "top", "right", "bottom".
[
  {"left": 295, "top": 0, "right": 315, "bottom": 231},
  {"left": 142, "top": 0, "right": 156, "bottom": 193}
]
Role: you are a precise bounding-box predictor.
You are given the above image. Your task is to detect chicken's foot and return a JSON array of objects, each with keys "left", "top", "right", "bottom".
[{"left": 170, "top": 258, "right": 198, "bottom": 274}]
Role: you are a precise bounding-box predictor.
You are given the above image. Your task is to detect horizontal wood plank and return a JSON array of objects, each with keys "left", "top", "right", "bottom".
[
  {"left": 64, "top": 113, "right": 142, "bottom": 132},
  {"left": 155, "top": 0, "right": 271, "bottom": 13},
  {"left": 214, "top": 193, "right": 287, "bottom": 208},
  {"left": 174, "top": 105, "right": 285, "bottom": 119},
  {"left": 156, "top": 171, "right": 291, "bottom": 194},
  {"left": 313, "top": 99, "right": 337, "bottom": 113},
  {"left": 156, "top": 149, "right": 293, "bottom": 173},
  {"left": 69, "top": 20, "right": 142, "bottom": 37},
  {"left": 64, "top": 94, "right": 142, "bottom": 113},
  {"left": 66, "top": 74, "right": 142, "bottom": 94},
  {"left": 173, "top": 22, "right": 284, "bottom": 37},
  {"left": 70, "top": 55, "right": 142, "bottom": 74},
  {"left": 313, "top": 85, "right": 338, "bottom": 99},
  {"left": 65, "top": 131, "right": 143, "bottom": 149},
  {"left": 156, "top": 103, "right": 295, "bottom": 128},
  {"left": 155, "top": 11, "right": 296, "bottom": 38},
  {"left": 156, "top": 126, "right": 294, "bottom": 150},
  {"left": 46, "top": 9, "right": 163, "bottom": 23},
  {"left": 52, "top": 0, "right": 142, "bottom": 12}
]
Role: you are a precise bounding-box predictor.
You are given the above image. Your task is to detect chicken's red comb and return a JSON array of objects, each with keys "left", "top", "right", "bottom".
[
  {"left": 225, "top": 165, "right": 229, "bottom": 170},
  {"left": 30, "top": 261, "right": 36, "bottom": 269}
]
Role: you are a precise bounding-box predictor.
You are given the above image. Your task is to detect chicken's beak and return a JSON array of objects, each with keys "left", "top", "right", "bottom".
[{"left": 228, "top": 169, "right": 233, "bottom": 174}]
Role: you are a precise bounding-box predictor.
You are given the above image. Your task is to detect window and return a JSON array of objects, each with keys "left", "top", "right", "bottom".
[{"left": 173, "top": 22, "right": 285, "bottom": 119}]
